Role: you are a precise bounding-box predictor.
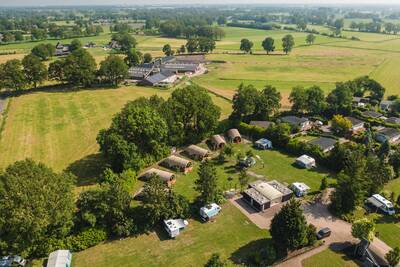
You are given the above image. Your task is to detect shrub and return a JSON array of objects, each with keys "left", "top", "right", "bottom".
[{"left": 65, "top": 228, "right": 108, "bottom": 251}]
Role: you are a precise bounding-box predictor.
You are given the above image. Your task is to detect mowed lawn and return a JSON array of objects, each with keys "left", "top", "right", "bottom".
[
  {"left": 172, "top": 143, "right": 332, "bottom": 202},
  {"left": 0, "top": 86, "right": 231, "bottom": 176},
  {"left": 72, "top": 202, "right": 268, "bottom": 267},
  {"left": 302, "top": 248, "right": 359, "bottom": 267}
]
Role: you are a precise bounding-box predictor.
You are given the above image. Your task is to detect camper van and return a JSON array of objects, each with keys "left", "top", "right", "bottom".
[{"left": 366, "top": 194, "right": 395, "bottom": 215}]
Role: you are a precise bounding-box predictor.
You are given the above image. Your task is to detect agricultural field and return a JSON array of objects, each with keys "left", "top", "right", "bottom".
[
  {"left": 0, "top": 85, "right": 231, "bottom": 182},
  {"left": 72, "top": 203, "right": 268, "bottom": 267},
  {"left": 302, "top": 248, "right": 359, "bottom": 267}
]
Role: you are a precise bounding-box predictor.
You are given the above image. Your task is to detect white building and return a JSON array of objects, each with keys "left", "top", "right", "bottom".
[
  {"left": 366, "top": 194, "right": 395, "bottom": 215},
  {"left": 254, "top": 138, "right": 273, "bottom": 150}
]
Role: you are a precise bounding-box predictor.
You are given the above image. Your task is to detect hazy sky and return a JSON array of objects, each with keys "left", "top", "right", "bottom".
[{"left": 1, "top": 0, "right": 400, "bottom": 7}]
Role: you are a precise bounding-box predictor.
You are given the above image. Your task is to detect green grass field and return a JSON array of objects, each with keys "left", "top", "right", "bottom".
[
  {"left": 72, "top": 202, "right": 268, "bottom": 267},
  {"left": 0, "top": 85, "right": 231, "bottom": 176},
  {"left": 302, "top": 248, "right": 359, "bottom": 267}
]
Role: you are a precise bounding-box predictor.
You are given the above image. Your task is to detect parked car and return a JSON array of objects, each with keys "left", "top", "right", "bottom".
[
  {"left": 316, "top": 227, "right": 331, "bottom": 240},
  {"left": 0, "top": 256, "right": 26, "bottom": 267},
  {"left": 12, "top": 256, "right": 26, "bottom": 266}
]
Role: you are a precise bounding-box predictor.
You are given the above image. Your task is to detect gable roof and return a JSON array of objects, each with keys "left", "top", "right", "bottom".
[
  {"left": 347, "top": 117, "right": 364, "bottom": 127},
  {"left": 362, "top": 110, "right": 383, "bottom": 119},
  {"left": 210, "top": 135, "right": 226, "bottom": 145},
  {"left": 249, "top": 121, "right": 273, "bottom": 129},
  {"left": 163, "top": 155, "right": 191, "bottom": 168},
  {"left": 184, "top": 145, "right": 209, "bottom": 157},
  {"left": 309, "top": 137, "right": 337, "bottom": 151},
  {"left": 227, "top": 128, "right": 241, "bottom": 139},
  {"left": 144, "top": 70, "right": 175, "bottom": 85},
  {"left": 385, "top": 117, "right": 400, "bottom": 124},
  {"left": 141, "top": 168, "right": 175, "bottom": 182},
  {"left": 281, "top": 116, "right": 309, "bottom": 126},
  {"left": 377, "top": 127, "right": 400, "bottom": 139}
]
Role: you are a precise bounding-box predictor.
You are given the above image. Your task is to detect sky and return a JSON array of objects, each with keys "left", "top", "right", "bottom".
[{"left": 0, "top": 0, "right": 400, "bottom": 7}]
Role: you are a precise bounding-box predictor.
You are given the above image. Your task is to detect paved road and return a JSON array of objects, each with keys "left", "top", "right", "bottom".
[
  {"left": 279, "top": 202, "right": 393, "bottom": 267},
  {"left": 230, "top": 193, "right": 393, "bottom": 267}
]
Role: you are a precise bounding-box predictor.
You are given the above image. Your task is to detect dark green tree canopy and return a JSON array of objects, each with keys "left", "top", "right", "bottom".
[
  {"left": 97, "top": 98, "right": 170, "bottom": 172},
  {"left": 195, "top": 160, "right": 223, "bottom": 205},
  {"left": 0, "top": 159, "right": 75, "bottom": 257},
  {"left": 282, "top": 34, "right": 295, "bottom": 54},
  {"left": 63, "top": 48, "right": 97, "bottom": 86},
  {"left": 22, "top": 54, "right": 48, "bottom": 88},
  {"left": 163, "top": 84, "right": 221, "bottom": 145},
  {"left": 99, "top": 55, "right": 128, "bottom": 87},
  {"left": 262, "top": 37, "right": 275, "bottom": 54},
  {"left": 240, "top": 38, "right": 254, "bottom": 53},
  {"left": 0, "top": 59, "right": 27, "bottom": 91}
]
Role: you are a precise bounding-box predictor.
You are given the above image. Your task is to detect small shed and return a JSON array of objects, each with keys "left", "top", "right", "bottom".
[
  {"left": 295, "top": 155, "right": 316, "bottom": 169},
  {"left": 200, "top": 203, "right": 221, "bottom": 221},
  {"left": 140, "top": 168, "right": 176, "bottom": 185},
  {"left": 291, "top": 182, "right": 311, "bottom": 197},
  {"left": 46, "top": 250, "right": 72, "bottom": 267},
  {"left": 184, "top": 145, "right": 209, "bottom": 160},
  {"left": 210, "top": 135, "right": 226, "bottom": 150},
  {"left": 227, "top": 129, "right": 242, "bottom": 143},
  {"left": 162, "top": 155, "right": 192, "bottom": 173},
  {"left": 254, "top": 138, "right": 273, "bottom": 150},
  {"left": 163, "top": 219, "right": 189, "bottom": 238},
  {"left": 309, "top": 137, "right": 337, "bottom": 153}
]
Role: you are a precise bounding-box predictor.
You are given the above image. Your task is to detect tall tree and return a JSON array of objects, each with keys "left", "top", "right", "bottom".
[
  {"left": 282, "top": 34, "right": 295, "bottom": 55},
  {"left": 262, "top": 37, "right": 275, "bottom": 54},
  {"left": 326, "top": 82, "right": 353, "bottom": 114},
  {"left": 256, "top": 85, "right": 281, "bottom": 119},
  {"left": 331, "top": 115, "right": 351, "bottom": 137},
  {"left": 0, "top": 159, "right": 75, "bottom": 257},
  {"left": 124, "top": 48, "right": 143, "bottom": 67},
  {"left": 99, "top": 55, "right": 128, "bottom": 87},
  {"left": 143, "top": 53, "right": 153, "bottom": 63},
  {"left": 48, "top": 60, "right": 65, "bottom": 82},
  {"left": 186, "top": 38, "right": 199, "bottom": 53},
  {"left": 97, "top": 98, "right": 170, "bottom": 172},
  {"left": 240, "top": 38, "right": 254, "bottom": 54},
  {"left": 162, "top": 44, "right": 174, "bottom": 56},
  {"left": 163, "top": 84, "right": 221, "bottom": 145},
  {"left": 31, "top": 43, "right": 55, "bottom": 61},
  {"left": 289, "top": 86, "right": 307, "bottom": 113},
  {"left": 0, "top": 59, "right": 27, "bottom": 91},
  {"left": 22, "top": 54, "right": 48, "bottom": 88},
  {"left": 63, "top": 48, "right": 97, "bottom": 86},
  {"left": 70, "top": 39, "right": 82, "bottom": 51},
  {"left": 142, "top": 175, "right": 190, "bottom": 226},
  {"left": 306, "top": 86, "right": 326, "bottom": 115},
  {"left": 195, "top": 161, "right": 223, "bottom": 205},
  {"left": 231, "top": 83, "right": 259, "bottom": 120},
  {"left": 306, "top": 33, "right": 316, "bottom": 45},
  {"left": 270, "top": 199, "right": 309, "bottom": 254}
]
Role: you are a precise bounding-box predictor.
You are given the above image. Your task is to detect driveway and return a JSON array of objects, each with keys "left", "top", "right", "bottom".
[
  {"left": 231, "top": 194, "right": 393, "bottom": 267},
  {"left": 279, "top": 202, "right": 393, "bottom": 267}
]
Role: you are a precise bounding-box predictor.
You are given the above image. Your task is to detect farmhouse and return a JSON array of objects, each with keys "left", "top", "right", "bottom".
[
  {"left": 347, "top": 117, "right": 365, "bottom": 133},
  {"left": 375, "top": 127, "right": 400, "bottom": 144},
  {"left": 140, "top": 71, "right": 178, "bottom": 86},
  {"left": 107, "top": 40, "right": 121, "bottom": 49},
  {"left": 249, "top": 121, "right": 274, "bottom": 129},
  {"left": 385, "top": 117, "right": 400, "bottom": 125},
  {"left": 161, "top": 62, "right": 202, "bottom": 74},
  {"left": 140, "top": 168, "right": 176, "bottom": 186},
  {"left": 295, "top": 155, "right": 316, "bottom": 169},
  {"left": 353, "top": 97, "right": 369, "bottom": 108},
  {"left": 161, "top": 155, "right": 192, "bottom": 173},
  {"left": 54, "top": 42, "right": 71, "bottom": 56},
  {"left": 362, "top": 110, "right": 383, "bottom": 119},
  {"left": 184, "top": 145, "right": 209, "bottom": 160},
  {"left": 254, "top": 138, "right": 273, "bottom": 150},
  {"left": 227, "top": 128, "right": 242, "bottom": 143},
  {"left": 309, "top": 137, "right": 337, "bottom": 153},
  {"left": 46, "top": 250, "right": 72, "bottom": 267},
  {"left": 291, "top": 182, "right": 311, "bottom": 197},
  {"left": 281, "top": 116, "right": 312, "bottom": 131},
  {"left": 163, "top": 219, "right": 189, "bottom": 238},
  {"left": 242, "top": 180, "right": 293, "bottom": 212},
  {"left": 210, "top": 135, "right": 226, "bottom": 150},
  {"left": 128, "top": 65, "right": 157, "bottom": 80},
  {"left": 380, "top": 100, "right": 394, "bottom": 111}
]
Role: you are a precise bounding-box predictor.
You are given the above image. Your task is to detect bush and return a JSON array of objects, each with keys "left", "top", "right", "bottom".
[
  {"left": 238, "top": 122, "right": 267, "bottom": 140},
  {"left": 307, "top": 224, "right": 317, "bottom": 246}
]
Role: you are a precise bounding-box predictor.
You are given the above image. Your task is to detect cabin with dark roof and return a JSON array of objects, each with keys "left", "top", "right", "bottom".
[
  {"left": 362, "top": 110, "right": 383, "bottom": 119},
  {"left": 309, "top": 137, "right": 337, "bottom": 153},
  {"left": 385, "top": 117, "right": 400, "bottom": 125},
  {"left": 347, "top": 117, "right": 365, "bottom": 133},
  {"left": 375, "top": 127, "right": 400, "bottom": 144},
  {"left": 54, "top": 42, "right": 71, "bottom": 56},
  {"left": 281, "top": 116, "right": 312, "bottom": 131}
]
